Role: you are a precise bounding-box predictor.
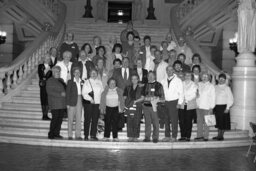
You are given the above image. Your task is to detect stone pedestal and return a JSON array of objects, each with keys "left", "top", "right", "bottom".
[{"left": 230, "top": 52, "right": 256, "bottom": 134}]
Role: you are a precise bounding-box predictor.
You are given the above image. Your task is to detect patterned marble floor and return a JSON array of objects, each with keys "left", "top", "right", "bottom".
[{"left": 0, "top": 143, "right": 255, "bottom": 171}]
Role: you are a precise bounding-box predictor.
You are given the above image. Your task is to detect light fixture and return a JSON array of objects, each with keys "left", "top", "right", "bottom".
[
  {"left": 229, "top": 32, "right": 238, "bottom": 56},
  {"left": 0, "top": 30, "right": 7, "bottom": 45},
  {"left": 117, "top": 10, "right": 124, "bottom": 16}
]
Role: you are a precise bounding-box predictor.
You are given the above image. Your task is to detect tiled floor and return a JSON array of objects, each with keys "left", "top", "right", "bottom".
[{"left": 0, "top": 143, "right": 255, "bottom": 171}]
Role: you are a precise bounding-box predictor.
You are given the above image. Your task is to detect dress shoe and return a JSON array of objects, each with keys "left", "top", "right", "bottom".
[
  {"left": 42, "top": 116, "right": 51, "bottom": 120},
  {"left": 143, "top": 138, "right": 150, "bottom": 142},
  {"left": 186, "top": 138, "right": 190, "bottom": 142},
  {"left": 54, "top": 135, "right": 63, "bottom": 139},
  {"left": 162, "top": 137, "right": 170, "bottom": 142},
  {"left": 217, "top": 137, "right": 224, "bottom": 141},
  {"left": 153, "top": 139, "right": 158, "bottom": 143},
  {"left": 178, "top": 137, "right": 186, "bottom": 141},
  {"left": 203, "top": 138, "right": 208, "bottom": 141},
  {"left": 133, "top": 138, "right": 139, "bottom": 142},
  {"left": 84, "top": 137, "right": 89, "bottom": 141},
  {"left": 75, "top": 137, "right": 83, "bottom": 141},
  {"left": 194, "top": 137, "right": 204, "bottom": 141},
  {"left": 171, "top": 137, "right": 177, "bottom": 142},
  {"left": 90, "top": 137, "right": 98, "bottom": 141},
  {"left": 212, "top": 136, "right": 219, "bottom": 140},
  {"left": 68, "top": 137, "right": 73, "bottom": 140}
]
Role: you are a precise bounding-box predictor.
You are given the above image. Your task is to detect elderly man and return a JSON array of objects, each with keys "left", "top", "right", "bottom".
[
  {"left": 46, "top": 66, "right": 66, "bottom": 139},
  {"left": 161, "top": 65, "right": 184, "bottom": 142},
  {"left": 56, "top": 51, "right": 73, "bottom": 84}
]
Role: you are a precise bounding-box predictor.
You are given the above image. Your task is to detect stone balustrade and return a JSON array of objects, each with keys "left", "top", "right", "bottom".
[
  {"left": 176, "top": 0, "right": 205, "bottom": 20},
  {"left": 38, "top": 0, "right": 60, "bottom": 16}
]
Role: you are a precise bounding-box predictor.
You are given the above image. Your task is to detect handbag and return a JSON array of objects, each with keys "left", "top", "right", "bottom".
[
  {"left": 83, "top": 79, "right": 94, "bottom": 104},
  {"left": 204, "top": 114, "right": 216, "bottom": 126}
]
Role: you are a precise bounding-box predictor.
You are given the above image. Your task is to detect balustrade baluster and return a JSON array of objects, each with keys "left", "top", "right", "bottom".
[
  {"left": 17, "top": 65, "right": 23, "bottom": 84},
  {"left": 27, "top": 57, "right": 32, "bottom": 74},
  {"left": 23, "top": 62, "right": 28, "bottom": 79},
  {"left": 31, "top": 53, "right": 36, "bottom": 70},
  {"left": 6, "top": 71, "right": 12, "bottom": 93},
  {"left": 0, "top": 73, "right": 5, "bottom": 97},
  {"left": 35, "top": 49, "right": 39, "bottom": 66},
  {"left": 11, "top": 69, "right": 18, "bottom": 89}
]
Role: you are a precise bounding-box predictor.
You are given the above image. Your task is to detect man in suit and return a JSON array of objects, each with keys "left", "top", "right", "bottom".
[
  {"left": 133, "top": 58, "right": 148, "bottom": 87},
  {"left": 72, "top": 50, "right": 95, "bottom": 80},
  {"left": 139, "top": 35, "right": 152, "bottom": 68},
  {"left": 112, "top": 57, "right": 132, "bottom": 91},
  {"left": 49, "top": 47, "right": 58, "bottom": 67},
  {"left": 46, "top": 66, "right": 66, "bottom": 139}
]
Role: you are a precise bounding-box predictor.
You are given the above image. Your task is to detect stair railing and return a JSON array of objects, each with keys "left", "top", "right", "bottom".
[{"left": 0, "top": 1, "right": 66, "bottom": 102}]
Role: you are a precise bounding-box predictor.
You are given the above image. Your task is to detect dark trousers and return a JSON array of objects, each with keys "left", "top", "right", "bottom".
[
  {"left": 104, "top": 106, "right": 119, "bottom": 138},
  {"left": 127, "top": 107, "right": 141, "bottom": 138},
  {"left": 40, "top": 86, "right": 49, "bottom": 118},
  {"left": 178, "top": 107, "right": 195, "bottom": 139},
  {"left": 41, "top": 105, "right": 49, "bottom": 118},
  {"left": 157, "top": 104, "right": 167, "bottom": 128},
  {"left": 48, "top": 109, "right": 65, "bottom": 138},
  {"left": 84, "top": 103, "right": 100, "bottom": 138},
  {"left": 164, "top": 100, "right": 178, "bottom": 138}
]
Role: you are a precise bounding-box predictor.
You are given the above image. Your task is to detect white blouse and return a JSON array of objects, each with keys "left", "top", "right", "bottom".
[
  {"left": 215, "top": 84, "right": 234, "bottom": 110},
  {"left": 82, "top": 78, "right": 103, "bottom": 104},
  {"left": 183, "top": 80, "right": 197, "bottom": 103},
  {"left": 197, "top": 81, "right": 215, "bottom": 110},
  {"left": 106, "top": 88, "right": 119, "bottom": 107},
  {"left": 56, "top": 61, "right": 72, "bottom": 84}
]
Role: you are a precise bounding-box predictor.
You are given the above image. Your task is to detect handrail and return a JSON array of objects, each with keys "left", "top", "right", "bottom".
[
  {"left": 0, "top": 1, "right": 66, "bottom": 97},
  {"left": 170, "top": 3, "right": 220, "bottom": 76}
]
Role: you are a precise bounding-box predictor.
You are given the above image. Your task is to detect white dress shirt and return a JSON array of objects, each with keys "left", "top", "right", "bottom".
[
  {"left": 82, "top": 78, "right": 103, "bottom": 104},
  {"left": 122, "top": 67, "right": 129, "bottom": 79},
  {"left": 56, "top": 61, "right": 72, "bottom": 84},
  {"left": 215, "top": 84, "right": 234, "bottom": 110},
  {"left": 156, "top": 60, "right": 168, "bottom": 83},
  {"left": 74, "top": 78, "right": 82, "bottom": 95},
  {"left": 196, "top": 81, "right": 215, "bottom": 110},
  {"left": 145, "top": 46, "right": 151, "bottom": 58},
  {"left": 145, "top": 54, "right": 155, "bottom": 72},
  {"left": 161, "top": 74, "right": 184, "bottom": 105}
]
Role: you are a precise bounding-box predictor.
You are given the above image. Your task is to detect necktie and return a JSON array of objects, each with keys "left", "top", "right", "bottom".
[
  {"left": 167, "top": 77, "right": 174, "bottom": 88},
  {"left": 124, "top": 68, "right": 127, "bottom": 80}
]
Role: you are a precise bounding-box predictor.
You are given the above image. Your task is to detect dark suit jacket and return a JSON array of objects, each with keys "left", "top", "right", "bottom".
[
  {"left": 46, "top": 77, "right": 66, "bottom": 110},
  {"left": 133, "top": 68, "right": 148, "bottom": 84},
  {"left": 66, "top": 79, "right": 83, "bottom": 106},
  {"left": 38, "top": 64, "right": 52, "bottom": 87},
  {"left": 112, "top": 68, "right": 132, "bottom": 90},
  {"left": 139, "top": 45, "right": 152, "bottom": 68},
  {"left": 71, "top": 60, "right": 95, "bottom": 80}
]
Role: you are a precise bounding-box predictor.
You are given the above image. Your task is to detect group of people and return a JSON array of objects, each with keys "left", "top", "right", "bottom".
[{"left": 38, "top": 21, "right": 234, "bottom": 143}]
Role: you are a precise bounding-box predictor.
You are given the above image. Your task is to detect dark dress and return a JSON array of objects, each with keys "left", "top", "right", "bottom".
[
  {"left": 214, "top": 105, "right": 231, "bottom": 130},
  {"left": 123, "top": 85, "right": 144, "bottom": 138},
  {"left": 38, "top": 64, "right": 52, "bottom": 113}
]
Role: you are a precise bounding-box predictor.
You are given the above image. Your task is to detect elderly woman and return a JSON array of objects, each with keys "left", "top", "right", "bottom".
[
  {"left": 46, "top": 66, "right": 66, "bottom": 139},
  {"left": 195, "top": 72, "right": 215, "bottom": 141},
  {"left": 178, "top": 72, "right": 198, "bottom": 142},
  {"left": 123, "top": 74, "right": 145, "bottom": 142},
  {"left": 213, "top": 73, "right": 234, "bottom": 141},
  {"left": 66, "top": 67, "right": 83, "bottom": 140},
  {"left": 59, "top": 32, "right": 79, "bottom": 62},
  {"left": 100, "top": 78, "right": 125, "bottom": 141},
  {"left": 82, "top": 69, "right": 104, "bottom": 141},
  {"left": 38, "top": 54, "right": 52, "bottom": 120},
  {"left": 160, "top": 41, "right": 171, "bottom": 61}
]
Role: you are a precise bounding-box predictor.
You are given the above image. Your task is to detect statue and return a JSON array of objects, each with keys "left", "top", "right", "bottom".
[
  {"left": 237, "top": 0, "right": 256, "bottom": 53},
  {"left": 133, "top": 0, "right": 142, "bottom": 21}
]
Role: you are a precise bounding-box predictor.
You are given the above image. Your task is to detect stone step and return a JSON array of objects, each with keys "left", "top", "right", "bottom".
[
  {"left": 12, "top": 96, "right": 40, "bottom": 104},
  {"left": 0, "top": 126, "right": 248, "bottom": 140},
  {"left": 0, "top": 117, "right": 238, "bottom": 131},
  {"left": 0, "top": 109, "right": 42, "bottom": 119},
  {"left": 26, "top": 85, "right": 40, "bottom": 91},
  {"left": 0, "top": 133, "right": 250, "bottom": 149},
  {"left": 20, "top": 91, "right": 40, "bottom": 97},
  {"left": 1, "top": 102, "right": 41, "bottom": 111}
]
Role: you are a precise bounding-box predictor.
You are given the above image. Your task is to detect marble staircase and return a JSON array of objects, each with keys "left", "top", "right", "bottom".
[
  {"left": 0, "top": 76, "right": 251, "bottom": 149},
  {"left": 66, "top": 20, "right": 170, "bottom": 48}
]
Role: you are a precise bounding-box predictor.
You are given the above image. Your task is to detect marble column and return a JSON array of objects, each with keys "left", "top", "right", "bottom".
[{"left": 230, "top": 0, "right": 256, "bottom": 132}]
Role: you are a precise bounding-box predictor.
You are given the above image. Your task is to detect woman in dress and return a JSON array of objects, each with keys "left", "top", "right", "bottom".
[
  {"left": 213, "top": 73, "right": 234, "bottom": 141},
  {"left": 123, "top": 74, "right": 144, "bottom": 142},
  {"left": 38, "top": 54, "right": 52, "bottom": 120},
  {"left": 82, "top": 69, "right": 104, "bottom": 141},
  {"left": 100, "top": 78, "right": 125, "bottom": 141}
]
